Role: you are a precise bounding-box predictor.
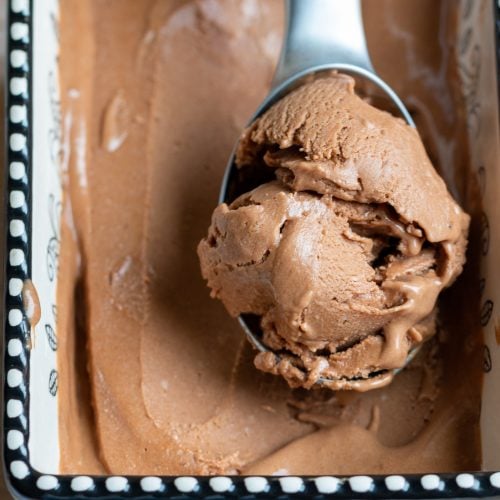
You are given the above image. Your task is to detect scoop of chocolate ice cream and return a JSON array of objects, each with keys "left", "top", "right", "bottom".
[{"left": 198, "top": 74, "right": 469, "bottom": 391}]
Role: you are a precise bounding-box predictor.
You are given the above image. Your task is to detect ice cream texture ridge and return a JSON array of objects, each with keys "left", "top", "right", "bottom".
[{"left": 198, "top": 74, "right": 470, "bottom": 391}]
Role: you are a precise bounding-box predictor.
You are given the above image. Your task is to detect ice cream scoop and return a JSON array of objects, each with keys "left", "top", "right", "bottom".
[
  {"left": 221, "top": 0, "right": 414, "bottom": 198},
  {"left": 205, "top": 0, "right": 469, "bottom": 390},
  {"left": 200, "top": 75, "right": 469, "bottom": 391}
]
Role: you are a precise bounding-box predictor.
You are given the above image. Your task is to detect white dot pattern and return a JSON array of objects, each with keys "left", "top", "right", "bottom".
[
  {"left": 5, "top": 23, "right": 31, "bottom": 462},
  {"left": 456, "top": 473, "right": 475, "bottom": 489},
  {"left": 6, "top": 399, "right": 23, "bottom": 418},
  {"left": 7, "top": 338, "right": 23, "bottom": 356},
  {"left": 6, "top": 10, "right": 31, "bottom": 486},
  {"left": 10, "top": 460, "right": 29, "bottom": 480},
  {"left": 314, "top": 476, "right": 340, "bottom": 494},
  {"left": 421, "top": 474, "right": 442, "bottom": 490},
  {"left": 31, "top": 472, "right": 500, "bottom": 496},
  {"left": 36, "top": 475, "right": 59, "bottom": 491},
  {"left": 9, "top": 161, "right": 26, "bottom": 181},
  {"left": 9, "top": 248, "right": 25, "bottom": 266},
  {"left": 279, "top": 476, "right": 304, "bottom": 493},
  {"left": 385, "top": 475, "right": 408, "bottom": 491},
  {"left": 10, "top": 104, "right": 27, "bottom": 123},
  {"left": 10, "top": 219, "right": 25, "bottom": 237},
  {"left": 11, "top": 0, "right": 29, "bottom": 14},
  {"left": 9, "top": 190, "right": 25, "bottom": 208},
  {"left": 7, "top": 369, "right": 23, "bottom": 388},
  {"left": 70, "top": 476, "right": 94, "bottom": 492},
  {"left": 140, "top": 476, "right": 163, "bottom": 493},
  {"left": 349, "top": 475, "right": 373, "bottom": 493},
  {"left": 105, "top": 476, "right": 128, "bottom": 493},
  {"left": 209, "top": 477, "right": 233, "bottom": 493},
  {"left": 491, "top": 472, "right": 500, "bottom": 488},
  {"left": 174, "top": 477, "right": 198, "bottom": 493},
  {"left": 10, "top": 22, "right": 28, "bottom": 41},
  {"left": 9, "top": 77, "right": 28, "bottom": 96},
  {"left": 10, "top": 132, "right": 27, "bottom": 151},
  {"left": 9, "top": 161, "right": 25, "bottom": 179},
  {"left": 8, "top": 309, "right": 23, "bottom": 326},
  {"left": 6, "top": 430, "right": 24, "bottom": 450},
  {"left": 244, "top": 477, "right": 268, "bottom": 494},
  {"left": 10, "top": 49, "right": 27, "bottom": 68}
]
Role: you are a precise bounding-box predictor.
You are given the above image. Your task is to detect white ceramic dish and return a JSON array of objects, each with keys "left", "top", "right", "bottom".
[{"left": 4, "top": 0, "right": 500, "bottom": 497}]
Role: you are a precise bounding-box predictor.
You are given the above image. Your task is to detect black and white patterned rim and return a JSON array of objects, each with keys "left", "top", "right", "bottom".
[{"left": 4, "top": 0, "right": 500, "bottom": 498}]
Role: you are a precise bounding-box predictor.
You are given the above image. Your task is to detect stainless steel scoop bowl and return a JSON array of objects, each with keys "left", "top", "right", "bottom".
[{"left": 219, "top": 0, "right": 419, "bottom": 387}]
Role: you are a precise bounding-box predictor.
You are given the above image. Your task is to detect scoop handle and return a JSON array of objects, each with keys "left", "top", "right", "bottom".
[{"left": 273, "top": 0, "right": 374, "bottom": 87}]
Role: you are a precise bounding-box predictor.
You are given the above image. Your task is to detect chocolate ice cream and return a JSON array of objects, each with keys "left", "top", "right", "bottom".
[
  {"left": 199, "top": 75, "right": 469, "bottom": 391},
  {"left": 57, "top": 0, "right": 482, "bottom": 475}
]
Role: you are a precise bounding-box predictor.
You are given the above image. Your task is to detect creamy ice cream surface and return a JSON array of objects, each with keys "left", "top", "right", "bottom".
[
  {"left": 58, "top": 0, "right": 482, "bottom": 475},
  {"left": 199, "top": 74, "right": 470, "bottom": 391}
]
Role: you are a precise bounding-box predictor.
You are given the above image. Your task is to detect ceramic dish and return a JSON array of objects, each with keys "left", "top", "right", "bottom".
[{"left": 4, "top": 0, "right": 500, "bottom": 497}]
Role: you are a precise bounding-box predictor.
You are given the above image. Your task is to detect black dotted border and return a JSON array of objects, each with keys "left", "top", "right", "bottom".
[
  {"left": 3, "top": 0, "right": 500, "bottom": 498},
  {"left": 4, "top": 1, "right": 33, "bottom": 498},
  {"left": 4, "top": 473, "right": 500, "bottom": 499}
]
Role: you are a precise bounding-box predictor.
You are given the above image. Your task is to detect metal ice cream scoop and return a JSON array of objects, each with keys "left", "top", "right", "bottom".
[{"left": 219, "top": 0, "right": 419, "bottom": 388}]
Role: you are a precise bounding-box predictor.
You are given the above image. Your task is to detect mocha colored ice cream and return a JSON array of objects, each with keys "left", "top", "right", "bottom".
[
  {"left": 199, "top": 74, "right": 469, "bottom": 390},
  {"left": 57, "top": 0, "right": 483, "bottom": 476}
]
